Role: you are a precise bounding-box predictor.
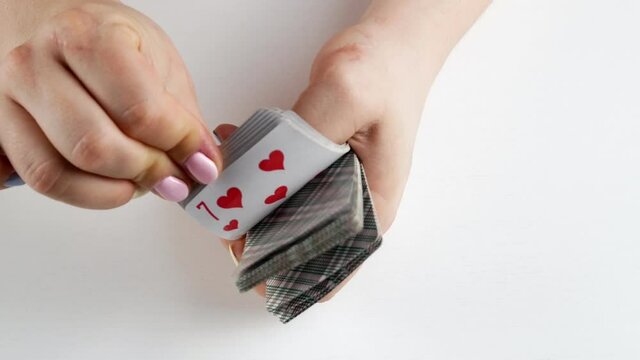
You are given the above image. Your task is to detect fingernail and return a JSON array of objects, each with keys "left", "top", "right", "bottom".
[
  {"left": 184, "top": 152, "right": 218, "bottom": 184},
  {"left": 228, "top": 243, "right": 239, "bottom": 266},
  {"left": 3, "top": 173, "right": 25, "bottom": 188},
  {"left": 212, "top": 130, "right": 222, "bottom": 146},
  {"left": 153, "top": 176, "right": 189, "bottom": 202}
]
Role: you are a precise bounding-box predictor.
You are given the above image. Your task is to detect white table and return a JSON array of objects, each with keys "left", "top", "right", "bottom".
[{"left": 1, "top": 1, "right": 639, "bottom": 359}]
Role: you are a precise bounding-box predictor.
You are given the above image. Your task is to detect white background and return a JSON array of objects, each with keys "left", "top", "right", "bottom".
[{"left": 1, "top": 1, "right": 639, "bottom": 359}]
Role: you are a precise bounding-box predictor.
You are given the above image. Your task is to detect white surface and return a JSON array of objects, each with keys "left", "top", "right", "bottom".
[{"left": 1, "top": 1, "right": 639, "bottom": 359}]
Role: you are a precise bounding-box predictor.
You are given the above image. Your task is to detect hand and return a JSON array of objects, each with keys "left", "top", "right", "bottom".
[
  {"left": 218, "top": 0, "right": 491, "bottom": 300},
  {"left": 217, "top": 23, "right": 438, "bottom": 299},
  {"left": 0, "top": 1, "right": 222, "bottom": 207}
]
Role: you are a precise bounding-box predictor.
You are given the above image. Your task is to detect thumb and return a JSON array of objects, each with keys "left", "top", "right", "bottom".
[
  {"left": 292, "top": 74, "right": 405, "bottom": 233},
  {"left": 292, "top": 79, "right": 364, "bottom": 146}
]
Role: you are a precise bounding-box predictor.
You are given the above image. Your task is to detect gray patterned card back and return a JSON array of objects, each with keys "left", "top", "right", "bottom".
[
  {"left": 265, "top": 157, "right": 382, "bottom": 323},
  {"left": 235, "top": 152, "right": 364, "bottom": 292}
]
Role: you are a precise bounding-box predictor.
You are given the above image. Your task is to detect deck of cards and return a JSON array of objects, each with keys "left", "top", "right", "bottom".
[{"left": 181, "top": 108, "right": 383, "bottom": 323}]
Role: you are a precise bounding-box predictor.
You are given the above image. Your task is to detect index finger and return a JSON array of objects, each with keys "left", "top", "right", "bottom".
[{"left": 44, "top": 9, "right": 221, "bottom": 182}]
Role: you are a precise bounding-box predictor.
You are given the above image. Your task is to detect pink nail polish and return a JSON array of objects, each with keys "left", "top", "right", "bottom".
[
  {"left": 153, "top": 176, "right": 189, "bottom": 202},
  {"left": 185, "top": 152, "right": 219, "bottom": 184}
]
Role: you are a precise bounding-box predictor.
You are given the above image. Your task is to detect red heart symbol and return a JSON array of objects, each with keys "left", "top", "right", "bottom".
[
  {"left": 259, "top": 150, "right": 285, "bottom": 172},
  {"left": 217, "top": 187, "right": 243, "bottom": 209},
  {"left": 265, "top": 186, "right": 288, "bottom": 205},
  {"left": 223, "top": 219, "right": 239, "bottom": 232}
]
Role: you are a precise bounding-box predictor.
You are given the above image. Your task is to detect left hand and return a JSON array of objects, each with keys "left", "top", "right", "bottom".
[
  {"left": 219, "top": 0, "right": 491, "bottom": 300},
  {"left": 217, "top": 21, "right": 433, "bottom": 299}
]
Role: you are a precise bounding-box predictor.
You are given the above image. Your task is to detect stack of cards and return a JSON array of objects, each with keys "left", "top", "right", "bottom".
[
  {"left": 248, "top": 151, "right": 382, "bottom": 322},
  {"left": 181, "top": 108, "right": 383, "bottom": 323},
  {"left": 181, "top": 108, "right": 350, "bottom": 239}
]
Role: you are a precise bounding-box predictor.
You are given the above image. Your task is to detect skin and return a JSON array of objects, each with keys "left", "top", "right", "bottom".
[
  {"left": 0, "top": 0, "right": 491, "bottom": 299},
  {"left": 224, "top": 0, "right": 492, "bottom": 298},
  {"left": 0, "top": 0, "right": 221, "bottom": 205}
]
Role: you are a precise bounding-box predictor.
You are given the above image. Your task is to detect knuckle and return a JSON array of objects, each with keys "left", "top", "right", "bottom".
[
  {"left": 314, "top": 51, "right": 373, "bottom": 110},
  {"left": 103, "top": 184, "right": 136, "bottom": 209},
  {"left": 0, "top": 45, "right": 35, "bottom": 87},
  {"left": 120, "top": 99, "right": 163, "bottom": 139},
  {"left": 50, "top": 9, "right": 99, "bottom": 53},
  {"left": 324, "top": 66, "right": 364, "bottom": 107},
  {"left": 168, "top": 125, "right": 200, "bottom": 161},
  {"left": 50, "top": 6, "right": 140, "bottom": 54},
  {"left": 111, "top": 192, "right": 134, "bottom": 208},
  {"left": 131, "top": 151, "right": 163, "bottom": 186},
  {"left": 23, "top": 158, "right": 65, "bottom": 196},
  {"left": 70, "top": 132, "right": 110, "bottom": 172},
  {"left": 321, "top": 42, "right": 371, "bottom": 68},
  {"left": 101, "top": 21, "right": 142, "bottom": 49}
]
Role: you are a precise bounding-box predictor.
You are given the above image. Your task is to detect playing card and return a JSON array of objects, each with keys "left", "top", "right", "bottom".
[
  {"left": 263, "top": 155, "right": 383, "bottom": 323},
  {"left": 180, "top": 108, "right": 350, "bottom": 240},
  {"left": 179, "top": 108, "right": 383, "bottom": 324},
  {"left": 235, "top": 151, "right": 364, "bottom": 292}
]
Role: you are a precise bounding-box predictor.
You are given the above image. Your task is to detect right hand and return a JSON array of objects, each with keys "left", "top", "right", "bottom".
[{"left": 0, "top": 1, "right": 221, "bottom": 208}]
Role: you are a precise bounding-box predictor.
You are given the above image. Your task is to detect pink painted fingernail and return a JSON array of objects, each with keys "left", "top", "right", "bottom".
[
  {"left": 184, "top": 152, "right": 219, "bottom": 184},
  {"left": 153, "top": 176, "right": 189, "bottom": 202}
]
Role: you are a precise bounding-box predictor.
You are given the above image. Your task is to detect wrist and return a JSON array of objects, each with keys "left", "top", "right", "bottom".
[
  {"left": 358, "top": 0, "right": 492, "bottom": 89},
  {"left": 343, "top": 17, "right": 443, "bottom": 115}
]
